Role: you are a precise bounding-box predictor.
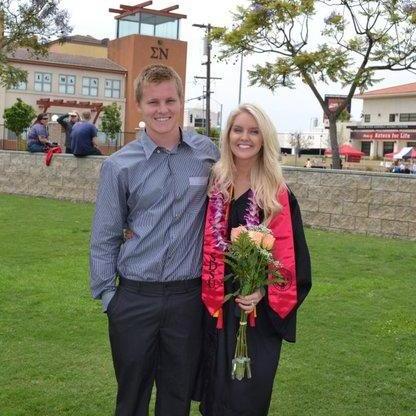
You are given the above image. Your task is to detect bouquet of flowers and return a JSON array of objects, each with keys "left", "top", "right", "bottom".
[{"left": 225, "top": 225, "right": 284, "bottom": 381}]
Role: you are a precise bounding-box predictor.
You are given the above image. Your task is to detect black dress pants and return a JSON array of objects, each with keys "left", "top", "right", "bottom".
[{"left": 107, "top": 277, "right": 203, "bottom": 416}]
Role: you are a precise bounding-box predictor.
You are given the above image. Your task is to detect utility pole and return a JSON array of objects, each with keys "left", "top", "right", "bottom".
[
  {"left": 193, "top": 23, "right": 221, "bottom": 137},
  {"left": 238, "top": 54, "right": 243, "bottom": 104}
]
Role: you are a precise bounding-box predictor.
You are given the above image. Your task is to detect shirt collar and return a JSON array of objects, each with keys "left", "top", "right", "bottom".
[
  {"left": 181, "top": 129, "right": 199, "bottom": 149},
  {"left": 140, "top": 130, "right": 158, "bottom": 160},
  {"left": 140, "top": 128, "right": 196, "bottom": 159}
]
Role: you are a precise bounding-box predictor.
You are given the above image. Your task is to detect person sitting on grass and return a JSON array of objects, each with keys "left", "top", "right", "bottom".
[{"left": 70, "top": 111, "right": 102, "bottom": 157}]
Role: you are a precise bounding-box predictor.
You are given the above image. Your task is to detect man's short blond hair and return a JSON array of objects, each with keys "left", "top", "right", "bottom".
[
  {"left": 135, "top": 64, "right": 183, "bottom": 103},
  {"left": 82, "top": 111, "right": 91, "bottom": 120}
]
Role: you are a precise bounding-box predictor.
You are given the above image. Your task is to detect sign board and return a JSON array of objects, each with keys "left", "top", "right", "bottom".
[
  {"left": 323, "top": 95, "right": 351, "bottom": 121},
  {"left": 351, "top": 131, "right": 416, "bottom": 140}
]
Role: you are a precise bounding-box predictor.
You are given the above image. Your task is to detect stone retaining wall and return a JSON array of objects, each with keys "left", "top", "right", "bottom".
[{"left": 1, "top": 150, "right": 415, "bottom": 240}]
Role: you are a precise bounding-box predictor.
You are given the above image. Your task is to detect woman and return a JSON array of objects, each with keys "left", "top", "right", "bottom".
[
  {"left": 199, "top": 104, "right": 312, "bottom": 416},
  {"left": 27, "top": 113, "right": 51, "bottom": 153}
]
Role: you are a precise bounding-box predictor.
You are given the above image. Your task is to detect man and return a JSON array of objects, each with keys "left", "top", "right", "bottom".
[
  {"left": 90, "top": 64, "right": 219, "bottom": 416},
  {"left": 57, "top": 110, "right": 80, "bottom": 153},
  {"left": 70, "top": 111, "right": 102, "bottom": 156}
]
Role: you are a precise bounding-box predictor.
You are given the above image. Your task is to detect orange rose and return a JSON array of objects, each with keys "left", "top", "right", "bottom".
[
  {"left": 261, "top": 233, "right": 275, "bottom": 250},
  {"left": 230, "top": 226, "right": 247, "bottom": 241},
  {"left": 247, "top": 230, "right": 264, "bottom": 247}
]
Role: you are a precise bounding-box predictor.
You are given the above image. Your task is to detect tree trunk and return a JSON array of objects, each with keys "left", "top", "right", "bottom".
[{"left": 328, "top": 117, "right": 342, "bottom": 169}]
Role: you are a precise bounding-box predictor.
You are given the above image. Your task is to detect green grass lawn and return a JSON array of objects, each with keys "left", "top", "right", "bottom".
[{"left": 0, "top": 194, "right": 415, "bottom": 416}]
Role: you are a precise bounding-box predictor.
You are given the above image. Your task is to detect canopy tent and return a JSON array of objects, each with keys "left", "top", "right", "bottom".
[
  {"left": 384, "top": 147, "right": 416, "bottom": 160},
  {"left": 324, "top": 144, "right": 365, "bottom": 162}
]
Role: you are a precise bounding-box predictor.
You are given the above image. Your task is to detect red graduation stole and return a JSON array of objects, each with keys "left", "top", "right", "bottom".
[{"left": 201, "top": 186, "right": 298, "bottom": 329}]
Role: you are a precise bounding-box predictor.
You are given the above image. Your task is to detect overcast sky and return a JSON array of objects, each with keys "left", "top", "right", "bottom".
[{"left": 60, "top": 0, "right": 416, "bottom": 132}]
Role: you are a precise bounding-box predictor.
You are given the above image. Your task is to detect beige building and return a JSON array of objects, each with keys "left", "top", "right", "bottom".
[
  {"left": 1, "top": 36, "right": 127, "bottom": 149},
  {"left": 1, "top": 2, "right": 188, "bottom": 150},
  {"left": 348, "top": 82, "right": 416, "bottom": 158}
]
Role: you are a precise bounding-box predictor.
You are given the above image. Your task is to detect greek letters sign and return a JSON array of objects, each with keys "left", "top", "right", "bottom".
[
  {"left": 351, "top": 131, "right": 416, "bottom": 140},
  {"left": 151, "top": 46, "right": 168, "bottom": 60}
]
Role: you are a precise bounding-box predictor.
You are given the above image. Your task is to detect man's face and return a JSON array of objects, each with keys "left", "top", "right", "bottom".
[{"left": 137, "top": 80, "right": 182, "bottom": 143}]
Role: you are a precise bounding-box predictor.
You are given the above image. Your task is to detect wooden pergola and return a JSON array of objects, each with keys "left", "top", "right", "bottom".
[
  {"left": 109, "top": 1, "right": 186, "bottom": 20},
  {"left": 36, "top": 99, "right": 104, "bottom": 124}
]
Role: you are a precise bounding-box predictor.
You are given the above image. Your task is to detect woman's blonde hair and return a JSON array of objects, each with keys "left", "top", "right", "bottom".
[{"left": 209, "top": 103, "right": 286, "bottom": 223}]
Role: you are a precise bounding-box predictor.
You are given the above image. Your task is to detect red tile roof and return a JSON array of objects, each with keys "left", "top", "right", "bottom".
[
  {"left": 48, "top": 35, "right": 109, "bottom": 46},
  {"left": 356, "top": 82, "right": 416, "bottom": 98},
  {"left": 7, "top": 48, "right": 126, "bottom": 73}
]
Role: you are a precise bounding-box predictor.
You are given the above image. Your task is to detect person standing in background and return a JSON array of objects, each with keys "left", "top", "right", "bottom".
[{"left": 57, "top": 110, "right": 80, "bottom": 154}]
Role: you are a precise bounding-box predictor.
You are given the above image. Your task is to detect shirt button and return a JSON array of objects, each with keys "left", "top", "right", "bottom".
[{"left": 156, "top": 149, "right": 160, "bottom": 154}]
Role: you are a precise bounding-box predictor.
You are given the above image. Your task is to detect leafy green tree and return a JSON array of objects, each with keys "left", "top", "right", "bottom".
[
  {"left": 338, "top": 109, "right": 351, "bottom": 123},
  {"left": 211, "top": 0, "right": 416, "bottom": 169},
  {"left": 196, "top": 126, "right": 221, "bottom": 138},
  {"left": 0, "top": 0, "right": 71, "bottom": 88},
  {"left": 3, "top": 98, "right": 36, "bottom": 140},
  {"left": 289, "top": 131, "right": 313, "bottom": 165},
  {"left": 100, "top": 103, "right": 122, "bottom": 143},
  {"left": 195, "top": 126, "right": 221, "bottom": 147}
]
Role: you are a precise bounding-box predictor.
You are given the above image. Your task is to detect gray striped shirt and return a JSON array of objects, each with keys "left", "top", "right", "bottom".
[{"left": 90, "top": 129, "right": 219, "bottom": 310}]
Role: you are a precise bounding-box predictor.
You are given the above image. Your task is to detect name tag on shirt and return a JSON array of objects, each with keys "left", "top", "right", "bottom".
[{"left": 189, "top": 176, "right": 209, "bottom": 186}]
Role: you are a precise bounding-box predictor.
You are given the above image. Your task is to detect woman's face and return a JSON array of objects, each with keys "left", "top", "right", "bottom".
[{"left": 229, "top": 111, "right": 263, "bottom": 163}]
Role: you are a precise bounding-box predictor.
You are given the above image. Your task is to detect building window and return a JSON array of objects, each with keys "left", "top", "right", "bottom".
[
  {"left": 364, "top": 114, "right": 371, "bottom": 123},
  {"left": 389, "top": 114, "right": 396, "bottom": 122},
  {"left": 34, "top": 72, "right": 52, "bottom": 92},
  {"left": 104, "top": 79, "right": 121, "bottom": 98},
  {"left": 59, "top": 74, "right": 76, "bottom": 94},
  {"left": 194, "top": 118, "right": 206, "bottom": 128},
  {"left": 383, "top": 141, "right": 394, "bottom": 155},
  {"left": 399, "top": 113, "right": 416, "bottom": 122},
  {"left": 407, "top": 141, "right": 416, "bottom": 147},
  {"left": 10, "top": 81, "right": 27, "bottom": 90},
  {"left": 361, "top": 141, "right": 371, "bottom": 156},
  {"left": 82, "top": 77, "right": 98, "bottom": 96}
]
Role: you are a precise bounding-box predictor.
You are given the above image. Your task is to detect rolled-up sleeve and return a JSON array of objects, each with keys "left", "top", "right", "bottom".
[{"left": 90, "top": 158, "right": 128, "bottom": 309}]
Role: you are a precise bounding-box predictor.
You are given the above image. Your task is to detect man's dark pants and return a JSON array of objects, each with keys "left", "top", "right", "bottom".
[
  {"left": 107, "top": 277, "right": 203, "bottom": 416},
  {"left": 73, "top": 148, "right": 102, "bottom": 157}
]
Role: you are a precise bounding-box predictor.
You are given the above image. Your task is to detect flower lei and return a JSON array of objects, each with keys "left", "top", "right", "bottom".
[
  {"left": 209, "top": 188, "right": 229, "bottom": 252},
  {"left": 244, "top": 190, "right": 260, "bottom": 227},
  {"left": 210, "top": 187, "right": 260, "bottom": 251}
]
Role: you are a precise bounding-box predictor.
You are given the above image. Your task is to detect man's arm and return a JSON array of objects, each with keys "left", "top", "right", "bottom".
[
  {"left": 35, "top": 124, "right": 50, "bottom": 144},
  {"left": 57, "top": 114, "right": 69, "bottom": 128},
  {"left": 91, "top": 125, "right": 99, "bottom": 148},
  {"left": 90, "top": 158, "right": 128, "bottom": 311}
]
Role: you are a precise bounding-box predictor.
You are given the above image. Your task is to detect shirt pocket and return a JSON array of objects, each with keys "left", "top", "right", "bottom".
[
  {"left": 189, "top": 176, "right": 209, "bottom": 186},
  {"left": 187, "top": 176, "right": 209, "bottom": 212}
]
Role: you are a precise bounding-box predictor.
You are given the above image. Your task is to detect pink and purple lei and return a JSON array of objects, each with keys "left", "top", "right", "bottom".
[{"left": 210, "top": 188, "right": 260, "bottom": 252}]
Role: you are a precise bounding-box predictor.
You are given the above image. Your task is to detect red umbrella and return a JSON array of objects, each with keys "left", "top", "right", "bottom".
[
  {"left": 324, "top": 144, "right": 365, "bottom": 156},
  {"left": 325, "top": 144, "right": 365, "bottom": 163}
]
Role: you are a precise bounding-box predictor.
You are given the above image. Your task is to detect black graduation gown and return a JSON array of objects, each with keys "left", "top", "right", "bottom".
[{"left": 198, "top": 190, "right": 312, "bottom": 416}]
